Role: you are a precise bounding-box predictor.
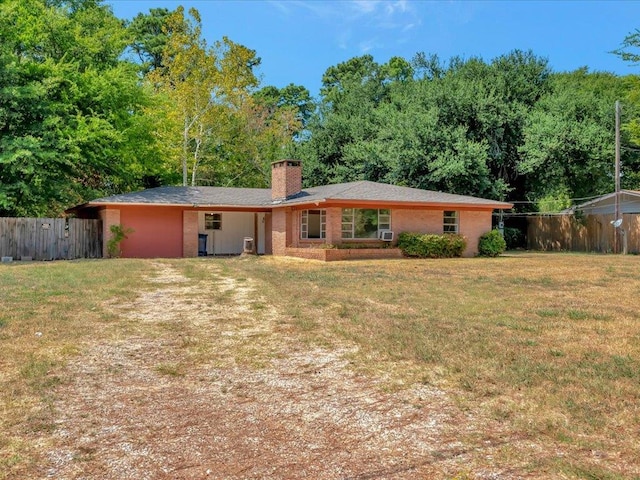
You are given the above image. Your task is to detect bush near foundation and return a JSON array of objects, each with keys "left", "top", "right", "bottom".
[
  {"left": 398, "top": 232, "right": 466, "bottom": 258},
  {"left": 478, "top": 229, "right": 507, "bottom": 257}
]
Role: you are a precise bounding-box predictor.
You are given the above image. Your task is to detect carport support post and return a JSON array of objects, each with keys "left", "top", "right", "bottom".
[
  {"left": 253, "top": 213, "right": 259, "bottom": 254},
  {"left": 99, "top": 208, "right": 120, "bottom": 258},
  {"left": 183, "top": 210, "right": 199, "bottom": 257}
]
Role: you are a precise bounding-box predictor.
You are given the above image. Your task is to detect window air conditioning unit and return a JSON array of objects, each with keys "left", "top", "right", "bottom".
[{"left": 378, "top": 230, "right": 394, "bottom": 241}]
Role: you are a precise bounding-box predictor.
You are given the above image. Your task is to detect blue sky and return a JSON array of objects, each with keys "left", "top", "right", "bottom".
[{"left": 108, "top": 0, "right": 640, "bottom": 98}]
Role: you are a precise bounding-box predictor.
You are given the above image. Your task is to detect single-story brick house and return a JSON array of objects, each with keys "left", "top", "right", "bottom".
[{"left": 68, "top": 160, "right": 512, "bottom": 260}]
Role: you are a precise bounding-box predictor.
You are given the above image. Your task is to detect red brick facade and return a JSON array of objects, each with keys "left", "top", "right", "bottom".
[
  {"left": 271, "top": 160, "right": 302, "bottom": 200},
  {"left": 282, "top": 206, "right": 494, "bottom": 258},
  {"left": 271, "top": 208, "right": 289, "bottom": 255},
  {"left": 99, "top": 208, "right": 120, "bottom": 258},
  {"left": 459, "top": 210, "right": 493, "bottom": 257},
  {"left": 86, "top": 161, "right": 506, "bottom": 260},
  {"left": 394, "top": 208, "right": 492, "bottom": 257},
  {"left": 100, "top": 204, "right": 495, "bottom": 259},
  {"left": 285, "top": 247, "right": 404, "bottom": 261},
  {"left": 182, "top": 210, "right": 199, "bottom": 258}
]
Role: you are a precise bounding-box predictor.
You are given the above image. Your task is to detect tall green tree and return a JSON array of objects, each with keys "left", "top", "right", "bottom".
[
  {"left": 298, "top": 50, "right": 550, "bottom": 200},
  {"left": 612, "top": 29, "right": 640, "bottom": 64},
  {"left": 0, "top": 0, "right": 164, "bottom": 216},
  {"left": 147, "top": 6, "right": 266, "bottom": 186},
  {"left": 613, "top": 28, "right": 640, "bottom": 181},
  {"left": 202, "top": 95, "right": 302, "bottom": 187},
  {"left": 519, "top": 69, "right": 639, "bottom": 209},
  {"left": 253, "top": 83, "right": 315, "bottom": 133},
  {"left": 298, "top": 55, "right": 397, "bottom": 186},
  {"left": 127, "top": 7, "right": 173, "bottom": 75},
  {"left": 376, "top": 76, "right": 497, "bottom": 197}
]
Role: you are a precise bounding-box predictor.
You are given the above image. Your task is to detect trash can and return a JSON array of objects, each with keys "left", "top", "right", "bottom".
[
  {"left": 243, "top": 237, "right": 254, "bottom": 254},
  {"left": 198, "top": 234, "right": 208, "bottom": 256}
]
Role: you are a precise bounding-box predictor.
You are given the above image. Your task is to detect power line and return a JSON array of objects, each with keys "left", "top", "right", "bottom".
[
  {"left": 496, "top": 198, "right": 640, "bottom": 217},
  {"left": 507, "top": 193, "right": 611, "bottom": 205}
]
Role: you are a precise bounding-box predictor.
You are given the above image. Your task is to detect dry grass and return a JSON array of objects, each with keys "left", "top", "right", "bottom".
[
  {"left": 220, "top": 253, "right": 640, "bottom": 478},
  {"left": 0, "top": 259, "right": 148, "bottom": 476},
  {"left": 1, "top": 252, "right": 639, "bottom": 479}
]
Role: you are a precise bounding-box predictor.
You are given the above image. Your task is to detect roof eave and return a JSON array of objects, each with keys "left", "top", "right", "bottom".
[
  {"left": 85, "top": 201, "right": 272, "bottom": 209},
  {"left": 276, "top": 197, "right": 512, "bottom": 210}
]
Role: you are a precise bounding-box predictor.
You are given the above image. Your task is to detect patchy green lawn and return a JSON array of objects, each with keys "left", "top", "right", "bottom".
[{"left": 1, "top": 253, "right": 639, "bottom": 479}]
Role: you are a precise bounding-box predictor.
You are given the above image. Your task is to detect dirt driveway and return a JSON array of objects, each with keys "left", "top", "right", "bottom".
[{"left": 41, "top": 261, "right": 521, "bottom": 479}]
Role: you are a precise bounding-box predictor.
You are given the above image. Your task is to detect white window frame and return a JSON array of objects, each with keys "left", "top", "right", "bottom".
[
  {"left": 301, "top": 209, "right": 326, "bottom": 239},
  {"left": 443, "top": 211, "right": 458, "bottom": 234},
  {"left": 341, "top": 208, "right": 391, "bottom": 239},
  {"left": 204, "top": 213, "right": 222, "bottom": 230}
]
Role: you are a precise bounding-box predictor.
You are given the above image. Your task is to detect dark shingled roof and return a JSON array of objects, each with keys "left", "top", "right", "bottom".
[
  {"left": 87, "top": 186, "right": 272, "bottom": 207},
  {"left": 79, "top": 181, "right": 512, "bottom": 210},
  {"left": 285, "top": 181, "right": 511, "bottom": 207}
]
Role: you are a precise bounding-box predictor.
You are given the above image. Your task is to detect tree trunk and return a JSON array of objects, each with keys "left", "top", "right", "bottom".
[
  {"left": 190, "top": 124, "right": 204, "bottom": 186},
  {"left": 182, "top": 116, "right": 189, "bottom": 186}
]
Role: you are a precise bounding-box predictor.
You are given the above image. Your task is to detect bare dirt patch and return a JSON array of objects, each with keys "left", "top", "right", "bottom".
[{"left": 38, "top": 261, "right": 529, "bottom": 479}]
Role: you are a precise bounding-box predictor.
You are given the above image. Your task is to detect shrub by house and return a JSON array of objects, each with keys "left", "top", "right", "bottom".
[{"left": 398, "top": 232, "right": 467, "bottom": 258}]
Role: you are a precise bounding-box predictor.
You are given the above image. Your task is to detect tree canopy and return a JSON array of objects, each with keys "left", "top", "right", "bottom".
[
  {"left": 293, "top": 50, "right": 639, "bottom": 210},
  {"left": 137, "top": 6, "right": 304, "bottom": 188},
  {"left": 1, "top": 1, "right": 638, "bottom": 217},
  {"left": 0, "top": 0, "right": 166, "bottom": 216},
  {"left": 0, "top": 0, "right": 308, "bottom": 215}
]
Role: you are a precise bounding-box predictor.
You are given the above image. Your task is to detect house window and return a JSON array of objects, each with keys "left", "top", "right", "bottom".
[
  {"left": 301, "top": 209, "right": 326, "bottom": 239},
  {"left": 341, "top": 209, "right": 391, "bottom": 239},
  {"left": 443, "top": 211, "right": 458, "bottom": 234},
  {"left": 204, "top": 213, "right": 222, "bottom": 230}
]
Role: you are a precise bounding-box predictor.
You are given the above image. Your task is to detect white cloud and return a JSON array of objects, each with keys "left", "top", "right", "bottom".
[
  {"left": 336, "top": 29, "right": 351, "bottom": 50},
  {"left": 352, "top": 0, "right": 378, "bottom": 14},
  {"left": 385, "top": 0, "right": 409, "bottom": 15},
  {"left": 402, "top": 22, "right": 416, "bottom": 33},
  {"left": 359, "top": 38, "right": 379, "bottom": 53},
  {"left": 268, "top": 0, "right": 421, "bottom": 53},
  {"left": 267, "top": 0, "right": 291, "bottom": 15}
]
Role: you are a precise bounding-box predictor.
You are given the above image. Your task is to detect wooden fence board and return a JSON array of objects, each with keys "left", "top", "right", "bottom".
[
  {"left": 0, "top": 217, "right": 102, "bottom": 260},
  {"left": 527, "top": 213, "right": 640, "bottom": 253}
]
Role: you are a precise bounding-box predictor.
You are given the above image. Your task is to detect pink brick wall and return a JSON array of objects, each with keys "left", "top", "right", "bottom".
[
  {"left": 290, "top": 209, "right": 300, "bottom": 245},
  {"left": 271, "top": 160, "right": 302, "bottom": 200},
  {"left": 119, "top": 206, "right": 183, "bottom": 258},
  {"left": 99, "top": 208, "right": 120, "bottom": 258},
  {"left": 271, "top": 208, "right": 287, "bottom": 255},
  {"left": 324, "top": 207, "right": 343, "bottom": 246},
  {"left": 285, "top": 247, "right": 403, "bottom": 261},
  {"left": 392, "top": 208, "right": 493, "bottom": 257},
  {"left": 392, "top": 209, "right": 443, "bottom": 235},
  {"left": 182, "top": 210, "right": 199, "bottom": 258},
  {"left": 96, "top": 204, "right": 494, "bottom": 259},
  {"left": 283, "top": 207, "right": 494, "bottom": 257},
  {"left": 459, "top": 210, "right": 493, "bottom": 257}
]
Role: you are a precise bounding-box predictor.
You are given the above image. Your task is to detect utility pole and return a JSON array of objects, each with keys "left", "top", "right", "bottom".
[{"left": 614, "top": 100, "right": 621, "bottom": 253}]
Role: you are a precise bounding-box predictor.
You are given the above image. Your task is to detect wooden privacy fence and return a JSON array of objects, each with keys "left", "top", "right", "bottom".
[
  {"left": 0, "top": 218, "right": 102, "bottom": 260},
  {"left": 528, "top": 213, "right": 640, "bottom": 253}
]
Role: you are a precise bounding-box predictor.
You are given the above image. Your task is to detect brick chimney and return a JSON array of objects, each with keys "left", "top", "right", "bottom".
[{"left": 271, "top": 160, "right": 302, "bottom": 200}]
